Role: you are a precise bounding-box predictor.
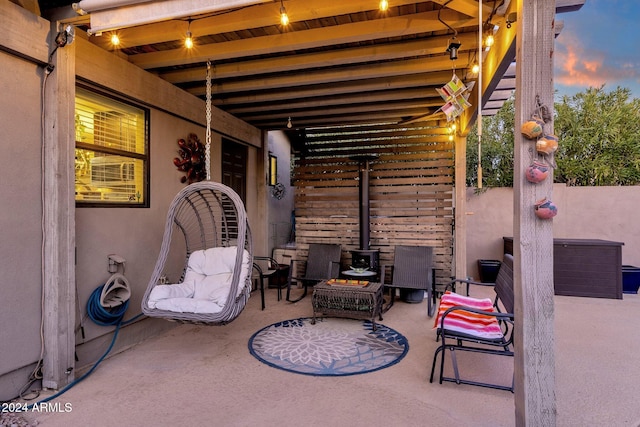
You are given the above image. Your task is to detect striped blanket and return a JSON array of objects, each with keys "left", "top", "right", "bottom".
[{"left": 433, "top": 291, "right": 503, "bottom": 339}]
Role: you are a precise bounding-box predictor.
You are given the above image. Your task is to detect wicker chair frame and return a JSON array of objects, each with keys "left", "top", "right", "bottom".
[{"left": 141, "top": 181, "right": 253, "bottom": 325}]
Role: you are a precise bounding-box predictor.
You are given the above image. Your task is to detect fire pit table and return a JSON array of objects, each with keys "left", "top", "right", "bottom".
[{"left": 311, "top": 280, "right": 384, "bottom": 330}]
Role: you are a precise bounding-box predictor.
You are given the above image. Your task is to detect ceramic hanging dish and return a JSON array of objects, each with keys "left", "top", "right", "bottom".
[
  {"left": 536, "top": 134, "right": 559, "bottom": 155},
  {"left": 525, "top": 160, "right": 549, "bottom": 183},
  {"left": 521, "top": 116, "right": 545, "bottom": 139},
  {"left": 534, "top": 197, "right": 558, "bottom": 219}
]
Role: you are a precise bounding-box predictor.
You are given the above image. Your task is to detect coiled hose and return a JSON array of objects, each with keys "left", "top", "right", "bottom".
[
  {"left": 25, "top": 278, "right": 142, "bottom": 409},
  {"left": 86, "top": 284, "right": 130, "bottom": 326}
]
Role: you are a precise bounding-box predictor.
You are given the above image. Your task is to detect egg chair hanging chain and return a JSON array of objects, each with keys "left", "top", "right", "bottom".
[{"left": 205, "top": 61, "right": 212, "bottom": 181}]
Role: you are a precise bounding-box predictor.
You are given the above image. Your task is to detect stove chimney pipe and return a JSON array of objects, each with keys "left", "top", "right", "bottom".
[
  {"left": 350, "top": 155, "right": 377, "bottom": 251},
  {"left": 359, "top": 159, "right": 370, "bottom": 250}
]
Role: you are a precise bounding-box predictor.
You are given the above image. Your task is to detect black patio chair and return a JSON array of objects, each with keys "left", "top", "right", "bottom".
[
  {"left": 286, "top": 243, "right": 341, "bottom": 303},
  {"left": 252, "top": 249, "right": 292, "bottom": 306},
  {"left": 381, "top": 245, "right": 435, "bottom": 316},
  {"left": 252, "top": 256, "right": 278, "bottom": 310},
  {"left": 429, "top": 254, "right": 515, "bottom": 392}
]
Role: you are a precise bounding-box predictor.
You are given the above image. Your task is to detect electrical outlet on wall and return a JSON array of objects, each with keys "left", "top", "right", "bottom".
[{"left": 108, "top": 254, "right": 126, "bottom": 273}]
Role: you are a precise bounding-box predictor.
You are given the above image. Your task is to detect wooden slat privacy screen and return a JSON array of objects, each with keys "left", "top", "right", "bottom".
[{"left": 292, "top": 122, "right": 454, "bottom": 288}]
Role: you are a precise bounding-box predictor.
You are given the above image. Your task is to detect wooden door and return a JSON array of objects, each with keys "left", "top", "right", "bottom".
[{"left": 221, "top": 138, "right": 247, "bottom": 203}]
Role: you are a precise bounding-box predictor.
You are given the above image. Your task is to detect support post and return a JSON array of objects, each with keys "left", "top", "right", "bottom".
[
  {"left": 42, "top": 24, "right": 76, "bottom": 389},
  {"left": 513, "top": 0, "right": 557, "bottom": 425},
  {"left": 454, "top": 132, "right": 467, "bottom": 280}
]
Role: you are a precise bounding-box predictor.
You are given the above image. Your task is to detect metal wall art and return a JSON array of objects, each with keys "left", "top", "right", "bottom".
[{"left": 173, "top": 133, "right": 206, "bottom": 184}]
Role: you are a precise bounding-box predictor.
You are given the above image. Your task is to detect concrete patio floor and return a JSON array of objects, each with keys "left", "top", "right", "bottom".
[{"left": 18, "top": 286, "right": 640, "bottom": 427}]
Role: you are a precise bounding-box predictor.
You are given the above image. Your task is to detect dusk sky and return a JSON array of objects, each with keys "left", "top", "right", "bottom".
[{"left": 554, "top": 0, "right": 640, "bottom": 100}]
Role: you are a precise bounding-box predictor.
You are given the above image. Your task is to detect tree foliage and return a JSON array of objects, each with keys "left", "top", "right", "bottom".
[
  {"left": 466, "top": 98, "right": 515, "bottom": 187},
  {"left": 466, "top": 86, "right": 640, "bottom": 187},
  {"left": 554, "top": 86, "right": 640, "bottom": 186}
]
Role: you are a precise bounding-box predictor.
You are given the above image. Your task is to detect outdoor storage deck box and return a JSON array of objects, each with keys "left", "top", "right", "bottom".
[{"left": 503, "top": 237, "right": 624, "bottom": 299}]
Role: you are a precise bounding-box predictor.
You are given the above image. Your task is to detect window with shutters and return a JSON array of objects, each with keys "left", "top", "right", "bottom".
[{"left": 74, "top": 86, "right": 149, "bottom": 207}]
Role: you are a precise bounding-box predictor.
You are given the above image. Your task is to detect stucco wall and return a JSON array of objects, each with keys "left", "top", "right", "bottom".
[
  {"left": 465, "top": 184, "right": 640, "bottom": 280},
  {"left": 0, "top": 6, "right": 265, "bottom": 399},
  {"left": 74, "top": 112, "right": 211, "bottom": 352},
  {"left": 0, "top": 51, "right": 47, "bottom": 400},
  {"left": 267, "top": 131, "right": 295, "bottom": 251},
  {"left": 71, "top": 79, "right": 262, "bottom": 369}
]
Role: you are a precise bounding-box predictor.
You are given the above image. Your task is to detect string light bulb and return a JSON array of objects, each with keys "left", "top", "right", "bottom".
[
  {"left": 185, "top": 19, "right": 193, "bottom": 49},
  {"left": 471, "top": 62, "right": 480, "bottom": 74},
  {"left": 287, "top": 117, "right": 293, "bottom": 128},
  {"left": 280, "top": 0, "right": 289, "bottom": 26},
  {"left": 379, "top": 0, "right": 389, "bottom": 11},
  {"left": 110, "top": 33, "right": 120, "bottom": 46},
  {"left": 484, "top": 33, "right": 494, "bottom": 48},
  {"left": 483, "top": 23, "right": 495, "bottom": 49}
]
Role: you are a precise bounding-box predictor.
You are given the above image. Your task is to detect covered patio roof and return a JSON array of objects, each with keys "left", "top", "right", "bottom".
[{"left": 44, "top": 0, "right": 585, "bottom": 131}]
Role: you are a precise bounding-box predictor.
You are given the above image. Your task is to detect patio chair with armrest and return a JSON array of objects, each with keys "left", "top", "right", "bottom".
[
  {"left": 429, "top": 253, "right": 515, "bottom": 392},
  {"left": 381, "top": 245, "right": 435, "bottom": 316},
  {"left": 253, "top": 249, "right": 292, "bottom": 305},
  {"left": 252, "top": 256, "right": 278, "bottom": 310},
  {"left": 286, "top": 243, "right": 341, "bottom": 303}
]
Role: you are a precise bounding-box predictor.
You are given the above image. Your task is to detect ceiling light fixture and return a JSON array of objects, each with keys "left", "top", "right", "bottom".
[
  {"left": 185, "top": 19, "right": 194, "bottom": 49},
  {"left": 447, "top": 38, "right": 461, "bottom": 61},
  {"left": 379, "top": 0, "right": 389, "bottom": 12},
  {"left": 110, "top": 33, "right": 120, "bottom": 46},
  {"left": 280, "top": 0, "right": 289, "bottom": 26}
]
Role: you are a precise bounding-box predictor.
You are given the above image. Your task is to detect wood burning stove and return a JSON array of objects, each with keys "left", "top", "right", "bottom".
[{"left": 351, "top": 249, "right": 379, "bottom": 271}]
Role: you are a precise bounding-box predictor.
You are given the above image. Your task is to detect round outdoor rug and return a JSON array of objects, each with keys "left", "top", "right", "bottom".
[{"left": 248, "top": 317, "right": 409, "bottom": 376}]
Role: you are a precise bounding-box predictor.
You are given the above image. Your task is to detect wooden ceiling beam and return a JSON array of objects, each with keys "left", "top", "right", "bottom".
[
  {"left": 182, "top": 71, "right": 451, "bottom": 107},
  {"left": 160, "top": 32, "right": 479, "bottom": 84},
  {"left": 201, "top": 71, "right": 456, "bottom": 105},
  {"left": 129, "top": 9, "right": 476, "bottom": 69},
  {"left": 430, "top": 0, "right": 493, "bottom": 18},
  {"left": 89, "top": 0, "right": 436, "bottom": 49},
  {"left": 224, "top": 87, "right": 442, "bottom": 114},
  {"left": 232, "top": 96, "right": 443, "bottom": 121},
  {"left": 249, "top": 107, "right": 443, "bottom": 129},
  {"left": 237, "top": 98, "right": 444, "bottom": 122},
  {"left": 197, "top": 56, "right": 467, "bottom": 95}
]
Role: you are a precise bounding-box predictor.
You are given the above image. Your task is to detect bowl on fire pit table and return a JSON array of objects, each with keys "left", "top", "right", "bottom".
[{"left": 350, "top": 266, "right": 369, "bottom": 274}]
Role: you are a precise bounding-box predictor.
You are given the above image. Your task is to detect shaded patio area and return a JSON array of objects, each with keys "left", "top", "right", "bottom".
[{"left": 20, "top": 287, "right": 640, "bottom": 426}]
